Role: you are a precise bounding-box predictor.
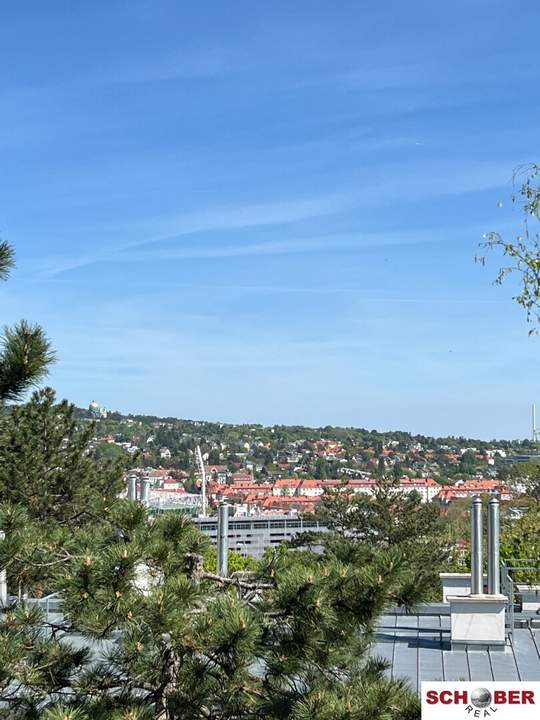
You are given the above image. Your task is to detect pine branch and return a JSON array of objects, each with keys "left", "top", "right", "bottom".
[
  {"left": 0, "top": 321, "right": 56, "bottom": 401},
  {"left": 201, "top": 572, "right": 274, "bottom": 591},
  {"left": 0, "top": 240, "right": 15, "bottom": 280}
]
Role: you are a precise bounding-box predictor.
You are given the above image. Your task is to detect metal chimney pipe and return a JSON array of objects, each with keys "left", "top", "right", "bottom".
[
  {"left": 487, "top": 497, "right": 501, "bottom": 595},
  {"left": 217, "top": 501, "right": 229, "bottom": 577},
  {"left": 127, "top": 475, "right": 137, "bottom": 501},
  {"left": 141, "top": 479, "right": 151, "bottom": 507},
  {"left": 0, "top": 531, "right": 7, "bottom": 607},
  {"left": 471, "top": 497, "right": 484, "bottom": 595}
]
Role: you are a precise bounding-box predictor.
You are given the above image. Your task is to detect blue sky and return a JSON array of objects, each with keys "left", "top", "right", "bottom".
[{"left": 1, "top": 0, "right": 540, "bottom": 439}]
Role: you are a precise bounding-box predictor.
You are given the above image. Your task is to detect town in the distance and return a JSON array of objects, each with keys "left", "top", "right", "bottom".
[{"left": 85, "top": 399, "right": 538, "bottom": 556}]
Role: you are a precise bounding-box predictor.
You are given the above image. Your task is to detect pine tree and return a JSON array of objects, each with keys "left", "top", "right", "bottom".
[
  {"left": 0, "top": 388, "right": 125, "bottom": 524},
  {"left": 0, "top": 396, "right": 424, "bottom": 718},
  {"left": 0, "top": 505, "right": 422, "bottom": 719},
  {"left": 312, "top": 477, "right": 449, "bottom": 602},
  {"left": 0, "top": 240, "right": 55, "bottom": 402},
  {"left": 0, "top": 388, "right": 126, "bottom": 598}
]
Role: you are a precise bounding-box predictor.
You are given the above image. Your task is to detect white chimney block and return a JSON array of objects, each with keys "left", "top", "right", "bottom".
[
  {"left": 447, "top": 499, "right": 507, "bottom": 650},
  {"left": 448, "top": 594, "right": 507, "bottom": 650},
  {"left": 440, "top": 573, "right": 487, "bottom": 603}
]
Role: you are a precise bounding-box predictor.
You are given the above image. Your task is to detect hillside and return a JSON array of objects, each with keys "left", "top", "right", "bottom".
[{"left": 79, "top": 404, "right": 537, "bottom": 484}]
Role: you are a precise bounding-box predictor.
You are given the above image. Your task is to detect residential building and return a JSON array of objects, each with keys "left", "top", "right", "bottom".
[
  {"left": 298, "top": 479, "right": 324, "bottom": 497},
  {"left": 436, "top": 479, "right": 512, "bottom": 504},
  {"left": 272, "top": 478, "right": 302, "bottom": 496},
  {"left": 206, "top": 465, "right": 230, "bottom": 484}
]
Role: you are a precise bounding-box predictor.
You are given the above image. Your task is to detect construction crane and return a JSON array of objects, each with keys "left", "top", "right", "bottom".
[{"left": 195, "top": 445, "right": 207, "bottom": 517}]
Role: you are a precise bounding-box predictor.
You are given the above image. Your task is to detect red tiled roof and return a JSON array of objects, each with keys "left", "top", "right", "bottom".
[
  {"left": 245, "top": 493, "right": 262, "bottom": 503},
  {"left": 262, "top": 496, "right": 318, "bottom": 512},
  {"left": 146, "top": 468, "right": 170, "bottom": 478},
  {"left": 436, "top": 482, "right": 512, "bottom": 502},
  {"left": 454, "top": 479, "right": 502, "bottom": 490},
  {"left": 221, "top": 482, "right": 272, "bottom": 498},
  {"left": 274, "top": 478, "right": 301, "bottom": 487},
  {"left": 229, "top": 481, "right": 271, "bottom": 490},
  {"left": 399, "top": 477, "right": 440, "bottom": 487}
]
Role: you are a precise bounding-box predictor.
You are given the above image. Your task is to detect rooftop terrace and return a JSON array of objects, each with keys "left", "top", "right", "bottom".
[{"left": 374, "top": 604, "right": 540, "bottom": 690}]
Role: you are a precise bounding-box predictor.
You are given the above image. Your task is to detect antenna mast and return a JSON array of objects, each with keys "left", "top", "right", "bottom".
[
  {"left": 533, "top": 403, "right": 540, "bottom": 443},
  {"left": 195, "top": 445, "right": 207, "bottom": 517}
]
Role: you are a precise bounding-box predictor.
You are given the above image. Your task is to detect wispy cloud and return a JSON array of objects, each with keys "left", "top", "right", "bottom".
[
  {"left": 128, "top": 192, "right": 357, "bottom": 245},
  {"left": 119, "top": 229, "right": 428, "bottom": 262},
  {"left": 35, "top": 191, "right": 355, "bottom": 278},
  {"left": 32, "top": 156, "right": 513, "bottom": 280},
  {"left": 166, "top": 284, "right": 506, "bottom": 305}
]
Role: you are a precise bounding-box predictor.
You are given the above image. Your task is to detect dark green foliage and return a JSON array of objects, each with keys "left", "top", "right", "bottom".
[
  {"left": 314, "top": 457, "right": 328, "bottom": 479},
  {"left": 93, "top": 441, "right": 127, "bottom": 462},
  {"left": 0, "top": 506, "right": 422, "bottom": 718},
  {"left": 498, "top": 507, "right": 540, "bottom": 586},
  {"left": 0, "top": 394, "right": 429, "bottom": 718},
  {"left": 0, "top": 241, "right": 16, "bottom": 280},
  {"left": 0, "top": 321, "right": 55, "bottom": 403},
  {"left": 0, "top": 388, "right": 125, "bottom": 524},
  {"left": 0, "top": 241, "right": 55, "bottom": 402},
  {"left": 510, "top": 460, "right": 540, "bottom": 502},
  {"left": 313, "top": 478, "right": 449, "bottom": 603},
  {"left": 459, "top": 450, "right": 477, "bottom": 476},
  {"left": 0, "top": 479, "right": 426, "bottom": 717},
  {"left": 0, "top": 603, "right": 90, "bottom": 716}
]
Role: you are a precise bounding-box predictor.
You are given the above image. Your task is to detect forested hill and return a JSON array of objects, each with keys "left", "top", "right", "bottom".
[{"left": 75, "top": 406, "right": 533, "bottom": 452}]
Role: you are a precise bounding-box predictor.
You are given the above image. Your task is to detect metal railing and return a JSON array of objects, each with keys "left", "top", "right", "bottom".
[
  {"left": 500, "top": 558, "right": 540, "bottom": 645},
  {"left": 500, "top": 561, "right": 515, "bottom": 644},
  {"left": 24, "top": 592, "right": 62, "bottom": 616}
]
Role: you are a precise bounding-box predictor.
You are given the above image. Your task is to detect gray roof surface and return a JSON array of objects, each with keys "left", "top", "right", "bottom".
[
  {"left": 30, "top": 598, "right": 540, "bottom": 692},
  {"left": 374, "top": 609, "right": 540, "bottom": 690}
]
